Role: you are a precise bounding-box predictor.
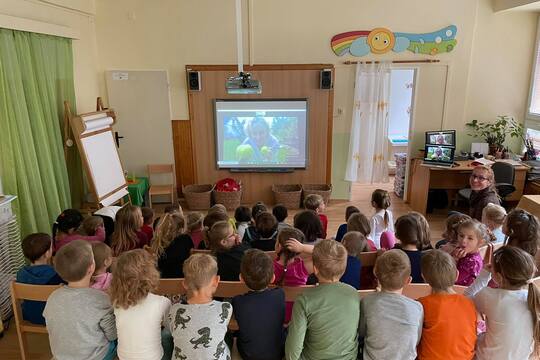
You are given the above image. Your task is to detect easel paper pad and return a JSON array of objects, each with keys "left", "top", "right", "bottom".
[
  {"left": 81, "top": 116, "right": 114, "bottom": 135},
  {"left": 101, "top": 188, "right": 129, "bottom": 206}
]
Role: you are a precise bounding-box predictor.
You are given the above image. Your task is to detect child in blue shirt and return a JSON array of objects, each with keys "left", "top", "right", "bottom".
[
  {"left": 16, "top": 233, "right": 63, "bottom": 324},
  {"left": 340, "top": 231, "right": 370, "bottom": 289},
  {"left": 232, "top": 249, "right": 285, "bottom": 360}
]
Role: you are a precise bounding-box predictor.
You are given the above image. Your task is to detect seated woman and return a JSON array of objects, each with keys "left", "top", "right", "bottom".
[{"left": 469, "top": 165, "right": 500, "bottom": 221}]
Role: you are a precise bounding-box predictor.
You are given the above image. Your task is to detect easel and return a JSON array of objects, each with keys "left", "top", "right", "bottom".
[{"left": 63, "top": 97, "right": 130, "bottom": 213}]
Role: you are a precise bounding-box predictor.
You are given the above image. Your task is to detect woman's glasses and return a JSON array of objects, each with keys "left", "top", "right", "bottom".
[{"left": 470, "top": 174, "right": 489, "bottom": 182}]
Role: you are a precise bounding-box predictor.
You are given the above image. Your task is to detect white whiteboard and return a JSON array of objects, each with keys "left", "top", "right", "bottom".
[{"left": 81, "top": 130, "right": 126, "bottom": 202}]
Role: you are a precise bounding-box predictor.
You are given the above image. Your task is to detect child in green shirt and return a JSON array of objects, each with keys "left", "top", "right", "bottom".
[{"left": 285, "top": 239, "right": 359, "bottom": 360}]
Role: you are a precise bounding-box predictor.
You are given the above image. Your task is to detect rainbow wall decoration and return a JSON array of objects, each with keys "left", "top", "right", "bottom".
[{"left": 331, "top": 25, "right": 457, "bottom": 57}]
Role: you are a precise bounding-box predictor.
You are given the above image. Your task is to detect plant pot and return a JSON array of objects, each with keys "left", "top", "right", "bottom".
[{"left": 488, "top": 144, "right": 499, "bottom": 156}]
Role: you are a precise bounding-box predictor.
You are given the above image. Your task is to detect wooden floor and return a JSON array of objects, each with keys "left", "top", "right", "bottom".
[{"left": 0, "top": 179, "right": 447, "bottom": 359}]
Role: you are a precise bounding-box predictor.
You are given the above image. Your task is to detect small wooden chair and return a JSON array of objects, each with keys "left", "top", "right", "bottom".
[
  {"left": 10, "top": 282, "right": 62, "bottom": 360},
  {"left": 147, "top": 164, "right": 175, "bottom": 208}
]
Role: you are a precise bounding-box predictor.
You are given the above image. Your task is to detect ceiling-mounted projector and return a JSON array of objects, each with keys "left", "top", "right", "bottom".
[{"left": 226, "top": 72, "right": 262, "bottom": 95}]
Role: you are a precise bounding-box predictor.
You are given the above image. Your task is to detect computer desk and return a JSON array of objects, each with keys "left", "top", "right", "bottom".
[{"left": 407, "top": 159, "right": 529, "bottom": 215}]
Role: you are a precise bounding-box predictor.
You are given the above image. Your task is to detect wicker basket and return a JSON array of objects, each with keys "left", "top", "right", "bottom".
[
  {"left": 302, "top": 184, "right": 332, "bottom": 205},
  {"left": 272, "top": 184, "right": 302, "bottom": 209},
  {"left": 213, "top": 182, "right": 243, "bottom": 210},
  {"left": 183, "top": 184, "right": 213, "bottom": 210}
]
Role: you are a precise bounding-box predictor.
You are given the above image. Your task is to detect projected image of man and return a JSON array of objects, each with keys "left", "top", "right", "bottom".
[{"left": 236, "top": 117, "right": 280, "bottom": 162}]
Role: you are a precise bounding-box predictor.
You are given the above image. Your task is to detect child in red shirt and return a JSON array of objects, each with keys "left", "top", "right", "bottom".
[
  {"left": 140, "top": 207, "right": 154, "bottom": 242},
  {"left": 304, "top": 194, "right": 328, "bottom": 239}
]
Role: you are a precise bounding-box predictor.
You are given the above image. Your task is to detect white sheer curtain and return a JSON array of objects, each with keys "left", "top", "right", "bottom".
[{"left": 345, "top": 62, "right": 391, "bottom": 184}]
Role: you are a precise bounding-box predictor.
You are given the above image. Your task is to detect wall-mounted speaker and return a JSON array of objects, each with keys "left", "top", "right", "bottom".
[
  {"left": 187, "top": 71, "right": 201, "bottom": 91},
  {"left": 320, "top": 69, "right": 333, "bottom": 89}
]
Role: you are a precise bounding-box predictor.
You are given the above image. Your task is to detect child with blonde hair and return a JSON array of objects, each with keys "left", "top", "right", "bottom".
[
  {"left": 151, "top": 212, "right": 193, "bottom": 278},
  {"left": 111, "top": 205, "right": 149, "bottom": 256},
  {"left": 168, "top": 254, "right": 232, "bottom": 360},
  {"left": 91, "top": 242, "right": 113, "bottom": 291},
  {"left": 186, "top": 212, "right": 204, "bottom": 249},
  {"left": 465, "top": 246, "right": 540, "bottom": 359},
  {"left": 44, "top": 240, "right": 117, "bottom": 360},
  {"left": 417, "top": 250, "right": 477, "bottom": 359},
  {"left": 360, "top": 250, "right": 423, "bottom": 360},
  {"left": 369, "top": 189, "right": 394, "bottom": 248},
  {"left": 206, "top": 220, "right": 249, "bottom": 281},
  {"left": 304, "top": 194, "right": 328, "bottom": 239},
  {"left": 110, "top": 249, "right": 171, "bottom": 360},
  {"left": 286, "top": 240, "right": 359, "bottom": 360},
  {"left": 482, "top": 203, "right": 506, "bottom": 243},
  {"left": 447, "top": 219, "right": 486, "bottom": 286}
]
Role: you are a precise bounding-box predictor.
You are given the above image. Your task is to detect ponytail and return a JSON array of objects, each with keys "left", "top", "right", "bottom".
[
  {"left": 528, "top": 282, "right": 540, "bottom": 357},
  {"left": 383, "top": 210, "right": 389, "bottom": 229}
]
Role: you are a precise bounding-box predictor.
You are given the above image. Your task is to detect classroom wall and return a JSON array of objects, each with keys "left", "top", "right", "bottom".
[
  {"left": 91, "top": 0, "right": 537, "bottom": 200},
  {"left": 0, "top": 0, "right": 100, "bottom": 113}
]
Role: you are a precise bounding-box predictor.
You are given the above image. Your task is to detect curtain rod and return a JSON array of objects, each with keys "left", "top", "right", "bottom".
[{"left": 343, "top": 59, "right": 440, "bottom": 64}]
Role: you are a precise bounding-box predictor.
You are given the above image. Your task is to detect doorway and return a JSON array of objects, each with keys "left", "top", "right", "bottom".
[{"left": 350, "top": 68, "right": 416, "bottom": 201}]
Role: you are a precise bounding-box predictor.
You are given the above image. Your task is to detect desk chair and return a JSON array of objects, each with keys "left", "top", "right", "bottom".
[
  {"left": 458, "top": 162, "right": 516, "bottom": 203},
  {"left": 10, "top": 282, "right": 62, "bottom": 360},
  {"left": 147, "top": 164, "right": 176, "bottom": 208}
]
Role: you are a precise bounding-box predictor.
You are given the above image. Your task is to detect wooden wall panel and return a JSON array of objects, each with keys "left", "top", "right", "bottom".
[
  {"left": 172, "top": 120, "right": 195, "bottom": 195},
  {"left": 183, "top": 64, "right": 334, "bottom": 204}
]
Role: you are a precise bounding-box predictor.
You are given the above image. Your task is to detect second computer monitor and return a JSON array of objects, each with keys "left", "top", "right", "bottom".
[{"left": 425, "top": 130, "right": 456, "bottom": 147}]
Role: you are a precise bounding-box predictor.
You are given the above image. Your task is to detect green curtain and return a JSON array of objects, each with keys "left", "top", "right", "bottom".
[{"left": 0, "top": 28, "right": 77, "bottom": 237}]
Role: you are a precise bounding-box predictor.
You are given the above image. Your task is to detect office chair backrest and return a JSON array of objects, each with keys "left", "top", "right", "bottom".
[{"left": 492, "top": 162, "right": 515, "bottom": 185}]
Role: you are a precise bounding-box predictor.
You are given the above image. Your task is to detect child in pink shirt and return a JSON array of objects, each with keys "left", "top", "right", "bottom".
[
  {"left": 53, "top": 210, "right": 106, "bottom": 252},
  {"left": 273, "top": 227, "right": 312, "bottom": 323},
  {"left": 444, "top": 219, "right": 486, "bottom": 286},
  {"left": 90, "top": 242, "right": 113, "bottom": 291}
]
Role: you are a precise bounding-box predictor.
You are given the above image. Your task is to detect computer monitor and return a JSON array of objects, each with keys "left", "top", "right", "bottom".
[
  {"left": 425, "top": 130, "right": 456, "bottom": 147},
  {"left": 423, "top": 145, "right": 455, "bottom": 166}
]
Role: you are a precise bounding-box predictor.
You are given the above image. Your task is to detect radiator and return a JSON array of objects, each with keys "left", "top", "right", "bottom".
[{"left": 0, "top": 196, "right": 24, "bottom": 321}]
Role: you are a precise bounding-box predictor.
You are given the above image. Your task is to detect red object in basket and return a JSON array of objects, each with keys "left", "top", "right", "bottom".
[{"left": 215, "top": 178, "right": 240, "bottom": 192}]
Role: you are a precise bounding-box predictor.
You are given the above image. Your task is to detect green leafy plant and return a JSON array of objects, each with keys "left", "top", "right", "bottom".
[{"left": 465, "top": 115, "right": 524, "bottom": 149}]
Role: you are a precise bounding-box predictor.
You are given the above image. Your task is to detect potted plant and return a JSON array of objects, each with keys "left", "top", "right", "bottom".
[{"left": 465, "top": 115, "right": 524, "bottom": 156}]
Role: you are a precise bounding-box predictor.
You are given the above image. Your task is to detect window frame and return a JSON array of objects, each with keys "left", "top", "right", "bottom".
[{"left": 526, "top": 16, "right": 540, "bottom": 123}]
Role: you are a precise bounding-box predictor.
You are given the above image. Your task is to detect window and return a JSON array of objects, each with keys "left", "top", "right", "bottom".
[{"left": 528, "top": 17, "right": 540, "bottom": 121}]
